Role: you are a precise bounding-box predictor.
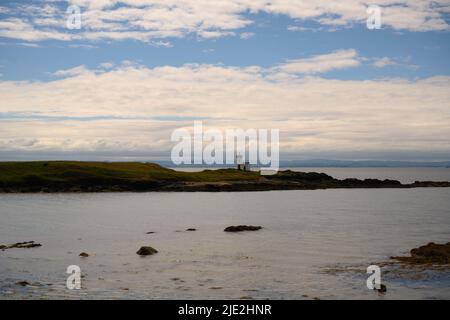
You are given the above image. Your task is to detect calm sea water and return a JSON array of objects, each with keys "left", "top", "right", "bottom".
[{"left": 1, "top": 168, "right": 450, "bottom": 300}]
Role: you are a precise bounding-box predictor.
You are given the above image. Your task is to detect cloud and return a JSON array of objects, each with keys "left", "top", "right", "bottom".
[
  {"left": 0, "top": 18, "right": 73, "bottom": 42},
  {"left": 0, "top": 55, "right": 449, "bottom": 157},
  {"left": 52, "top": 65, "right": 91, "bottom": 77},
  {"left": 98, "top": 62, "right": 114, "bottom": 69},
  {"left": 0, "top": 1, "right": 448, "bottom": 43},
  {"left": 16, "top": 42, "right": 41, "bottom": 48},
  {"left": 240, "top": 32, "right": 255, "bottom": 39},
  {"left": 68, "top": 43, "right": 98, "bottom": 49},
  {"left": 373, "top": 57, "right": 397, "bottom": 68},
  {"left": 371, "top": 56, "right": 420, "bottom": 70},
  {"left": 273, "top": 49, "right": 360, "bottom": 75}
]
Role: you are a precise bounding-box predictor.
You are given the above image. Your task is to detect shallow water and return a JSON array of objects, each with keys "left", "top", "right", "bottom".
[{"left": 1, "top": 185, "right": 450, "bottom": 300}]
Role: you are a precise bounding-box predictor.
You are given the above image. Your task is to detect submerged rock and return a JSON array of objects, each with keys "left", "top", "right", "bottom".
[
  {"left": 136, "top": 246, "right": 158, "bottom": 256},
  {"left": 79, "top": 252, "right": 89, "bottom": 257},
  {"left": 224, "top": 225, "right": 262, "bottom": 232},
  {"left": 391, "top": 242, "right": 450, "bottom": 264}
]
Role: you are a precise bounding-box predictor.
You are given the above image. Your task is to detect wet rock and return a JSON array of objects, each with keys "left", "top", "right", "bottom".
[
  {"left": 224, "top": 225, "right": 262, "bottom": 232},
  {"left": 146, "top": 232, "right": 156, "bottom": 234},
  {"left": 16, "top": 281, "right": 30, "bottom": 287},
  {"left": 186, "top": 228, "right": 197, "bottom": 232},
  {"left": 375, "top": 284, "right": 387, "bottom": 294},
  {"left": 79, "top": 252, "right": 89, "bottom": 257},
  {"left": 136, "top": 246, "right": 158, "bottom": 256},
  {"left": 1, "top": 241, "right": 42, "bottom": 250},
  {"left": 391, "top": 242, "right": 450, "bottom": 264}
]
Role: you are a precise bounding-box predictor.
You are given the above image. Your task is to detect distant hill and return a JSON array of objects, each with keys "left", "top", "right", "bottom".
[
  {"left": 276, "top": 159, "right": 450, "bottom": 168},
  {"left": 153, "top": 159, "right": 450, "bottom": 168}
]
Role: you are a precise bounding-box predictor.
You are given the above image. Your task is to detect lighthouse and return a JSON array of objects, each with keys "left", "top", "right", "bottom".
[{"left": 236, "top": 154, "right": 251, "bottom": 171}]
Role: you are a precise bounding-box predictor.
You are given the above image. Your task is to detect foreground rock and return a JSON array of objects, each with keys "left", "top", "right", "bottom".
[
  {"left": 224, "top": 225, "right": 262, "bottom": 232},
  {"left": 374, "top": 284, "right": 387, "bottom": 294},
  {"left": 0, "top": 241, "right": 41, "bottom": 250},
  {"left": 136, "top": 246, "right": 158, "bottom": 256},
  {"left": 391, "top": 242, "right": 450, "bottom": 264}
]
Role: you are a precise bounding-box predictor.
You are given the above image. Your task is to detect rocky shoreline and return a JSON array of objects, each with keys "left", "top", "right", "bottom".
[
  {"left": 1, "top": 169, "right": 450, "bottom": 193},
  {"left": 391, "top": 242, "right": 450, "bottom": 265}
]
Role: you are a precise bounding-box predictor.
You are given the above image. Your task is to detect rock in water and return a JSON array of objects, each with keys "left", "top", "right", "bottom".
[
  {"left": 16, "top": 281, "right": 30, "bottom": 287},
  {"left": 392, "top": 242, "right": 450, "bottom": 264},
  {"left": 374, "top": 284, "right": 387, "bottom": 294},
  {"left": 136, "top": 246, "right": 158, "bottom": 256},
  {"left": 79, "top": 252, "right": 89, "bottom": 257},
  {"left": 224, "top": 225, "right": 262, "bottom": 232},
  {"left": 0, "top": 241, "right": 41, "bottom": 250},
  {"left": 186, "top": 228, "right": 197, "bottom": 231}
]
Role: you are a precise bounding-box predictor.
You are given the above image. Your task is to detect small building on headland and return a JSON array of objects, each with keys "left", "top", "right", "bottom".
[{"left": 237, "top": 161, "right": 251, "bottom": 172}]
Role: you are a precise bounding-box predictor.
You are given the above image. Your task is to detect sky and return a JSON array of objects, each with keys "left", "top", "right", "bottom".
[{"left": 0, "top": 0, "right": 450, "bottom": 162}]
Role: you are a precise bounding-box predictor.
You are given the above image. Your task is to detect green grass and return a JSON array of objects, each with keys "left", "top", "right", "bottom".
[{"left": 0, "top": 161, "right": 260, "bottom": 188}]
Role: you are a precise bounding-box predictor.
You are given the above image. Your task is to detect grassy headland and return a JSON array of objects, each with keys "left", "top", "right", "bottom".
[{"left": 0, "top": 161, "right": 449, "bottom": 193}]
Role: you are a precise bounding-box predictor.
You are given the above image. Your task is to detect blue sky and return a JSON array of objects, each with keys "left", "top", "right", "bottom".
[
  {"left": 1, "top": 8, "right": 450, "bottom": 81},
  {"left": 0, "top": 1, "right": 450, "bottom": 161}
]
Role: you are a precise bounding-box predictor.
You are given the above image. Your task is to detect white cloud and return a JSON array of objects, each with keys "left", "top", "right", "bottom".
[
  {"left": 68, "top": 43, "right": 98, "bottom": 49},
  {"left": 273, "top": 49, "right": 360, "bottom": 75},
  {"left": 0, "top": 1, "right": 448, "bottom": 43},
  {"left": 0, "top": 18, "right": 73, "bottom": 42},
  {"left": 373, "top": 57, "right": 397, "bottom": 68},
  {"left": 52, "top": 65, "right": 91, "bottom": 77},
  {"left": 240, "top": 32, "right": 255, "bottom": 39},
  {"left": 98, "top": 62, "right": 114, "bottom": 69},
  {"left": 16, "top": 42, "right": 41, "bottom": 48},
  {"left": 0, "top": 56, "right": 449, "bottom": 155}
]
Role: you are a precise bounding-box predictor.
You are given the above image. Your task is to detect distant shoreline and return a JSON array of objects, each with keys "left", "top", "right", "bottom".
[{"left": 1, "top": 161, "right": 450, "bottom": 193}]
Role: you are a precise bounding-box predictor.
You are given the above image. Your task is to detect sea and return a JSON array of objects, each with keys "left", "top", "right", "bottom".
[{"left": 1, "top": 168, "right": 450, "bottom": 299}]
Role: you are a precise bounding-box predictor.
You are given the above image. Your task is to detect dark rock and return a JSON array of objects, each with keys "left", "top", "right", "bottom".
[
  {"left": 186, "top": 228, "right": 197, "bottom": 231},
  {"left": 375, "top": 284, "right": 387, "bottom": 294},
  {"left": 224, "top": 225, "right": 262, "bottom": 232},
  {"left": 16, "top": 281, "right": 30, "bottom": 287},
  {"left": 1, "top": 241, "right": 41, "bottom": 250},
  {"left": 392, "top": 242, "right": 450, "bottom": 264},
  {"left": 79, "top": 252, "right": 89, "bottom": 257},
  {"left": 146, "top": 232, "right": 156, "bottom": 234},
  {"left": 136, "top": 246, "right": 158, "bottom": 256}
]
